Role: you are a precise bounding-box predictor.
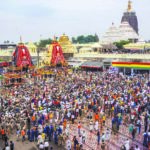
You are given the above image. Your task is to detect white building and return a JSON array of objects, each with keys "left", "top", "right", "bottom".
[
  {"left": 101, "top": 21, "right": 139, "bottom": 44},
  {"left": 119, "top": 21, "right": 139, "bottom": 42},
  {"left": 101, "top": 23, "right": 121, "bottom": 44}
]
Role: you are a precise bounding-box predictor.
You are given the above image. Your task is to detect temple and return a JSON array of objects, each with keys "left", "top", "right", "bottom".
[
  {"left": 121, "top": 0, "right": 138, "bottom": 34},
  {"left": 101, "top": 21, "right": 139, "bottom": 44},
  {"left": 119, "top": 21, "right": 139, "bottom": 42},
  {"left": 13, "top": 42, "right": 33, "bottom": 67},
  {"left": 101, "top": 23, "right": 121, "bottom": 44},
  {"left": 58, "top": 34, "right": 77, "bottom": 57},
  {"left": 101, "top": 1, "right": 139, "bottom": 44}
]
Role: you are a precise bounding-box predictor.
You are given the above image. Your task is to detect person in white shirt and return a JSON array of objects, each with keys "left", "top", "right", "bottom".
[
  {"left": 101, "top": 133, "right": 105, "bottom": 141},
  {"left": 82, "top": 130, "right": 86, "bottom": 144},
  {"left": 71, "top": 114, "right": 75, "bottom": 124},
  {"left": 105, "top": 129, "right": 111, "bottom": 141},
  {"left": 79, "top": 135, "right": 82, "bottom": 145},
  {"left": 56, "top": 111, "right": 59, "bottom": 120},
  {"left": 135, "top": 145, "right": 140, "bottom": 150},
  {"left": 65, "top": 127, "right": 69, "bottom": 136},
  {"left": 38, "top": 125, "right": 43, "bottom": 134},
  {"left": 94, "top": 121, "right": 99, "bottom": 131},
  {"left": 89, "top": 122, "right": 93, "bottom": 132},
  {"left": 67, "top": 111, "right": 71, "bottom": 119},
  {"left": 5, "top": 144, "right": 10, "bottom": 150},
  {"left": 37, "top": 134, "right": 43, "bottom": 145},
  {"left": 66, "top": 138, "right": 71, "bottom": 150},
  {"left": 124, "top": 139, "right": 130, "bottom": 150},
  {"left": 44, "top": 141, "right": 49, "bottom": 150},
  {"left": 39, "top": 142, "right": 44, "bottom": 150}
]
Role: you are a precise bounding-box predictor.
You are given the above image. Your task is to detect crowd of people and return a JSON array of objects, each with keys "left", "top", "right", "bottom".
[{"left": 0, "top": 67, "right": 150, "bottom": 150}]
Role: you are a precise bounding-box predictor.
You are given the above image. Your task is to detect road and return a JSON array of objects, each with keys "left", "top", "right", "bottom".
[{"left": 0, "top": 135, "right": 65, "bottom": 150}]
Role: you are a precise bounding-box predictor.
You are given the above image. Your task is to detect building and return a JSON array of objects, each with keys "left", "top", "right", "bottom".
[
  {"left": 124, "top": 42, "right": 150, "bottom": 51},
  {"left": 101, "top": 21, "right": 139, "bottom": 44},
  {"left": 101, "top": 0, "right": 140, "bottom": 44},
  {"left": 0, "top": 44, "right": 16, "bottom": 50},
  {"left": 101, "top": 23, "right": 121, "bottom": 44},
  {"left": 26, "top": 42, "right": 37, "bottom": 53},
  {"left": 58, "top": 34, "right": 77, "bottom": 59},
  {"left": 119, "top": 21, "right": 139, "bottom": 42},
  {"left": 121, "top": 0, "right": 138, "bottom": 34}
]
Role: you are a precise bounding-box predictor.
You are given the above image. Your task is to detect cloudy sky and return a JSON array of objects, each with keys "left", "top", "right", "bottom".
[{"left": 0, "top": 0, "right": 149, "bottom": 43}]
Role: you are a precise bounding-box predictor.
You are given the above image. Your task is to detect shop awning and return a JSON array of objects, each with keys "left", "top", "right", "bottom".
[{"left": 81, "top": 61, "right": 103, "bottom": 69}]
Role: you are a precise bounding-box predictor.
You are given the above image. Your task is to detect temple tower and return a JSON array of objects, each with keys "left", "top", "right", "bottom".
[{"left": 121, "top": 0, "right": 138, "bottom": 34}]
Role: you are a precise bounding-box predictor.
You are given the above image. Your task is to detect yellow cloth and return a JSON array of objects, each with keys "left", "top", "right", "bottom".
[
  {"left": 42, "top": 133, "right": 45, "bottom": 140},
  {"left": 49, "top": 113, "right": 53, "bottom": 119},
  {"left": 102, "top": 116, "right": 106, "bottom": 121},
  {"left": 39, "top": 106, "right": 43, "bottom": 110}
]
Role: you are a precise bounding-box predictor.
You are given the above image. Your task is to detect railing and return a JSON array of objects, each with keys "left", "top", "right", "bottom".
[
  {"left": 74, "top": 53, "right": 150, "bottom": 60},
  {"left": 1, "top": 50, "right": 150, "bottom": 60}
]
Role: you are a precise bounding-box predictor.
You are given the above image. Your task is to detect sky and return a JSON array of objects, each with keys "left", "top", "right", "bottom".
[{"left": 0, "top": 0, "right": 150, "bottom": 43}]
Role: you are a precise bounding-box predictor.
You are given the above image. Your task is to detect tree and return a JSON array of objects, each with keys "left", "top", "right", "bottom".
[
  {"left": 38, "top": 38, "right": 53, "bottom": 48},
  {"left": 72, "top": 34, "right": 99, "bottom": 44},
  {"left": 72, "top": 37, "right": 77, "bottom": 44},
  {"left": 113, "top": 40, "right": 130, "bottom": 49},
  {"left": 94, "top": 34, "right": 99, "bottom": 42},
  {"left": 77, "top": 35, "right": 85, "bottom": 44}
]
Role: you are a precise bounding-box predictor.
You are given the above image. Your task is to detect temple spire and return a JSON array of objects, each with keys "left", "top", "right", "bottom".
[
  {"left": 20, "top": 36, "right": 22, "bottom": 43},
  {"left": 19, "top": 36, "right": 24, "bottom": 45},
  {"left": 127, "top": 0, "right": 132, "bottom": 12}
]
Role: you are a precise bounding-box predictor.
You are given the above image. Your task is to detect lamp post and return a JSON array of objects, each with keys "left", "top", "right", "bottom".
[
  {"left": 37, "top": 48, "right": 40, "bottom": 68},
  {"left": 37, "top": 35, "right": 42, "bottom": 68}
]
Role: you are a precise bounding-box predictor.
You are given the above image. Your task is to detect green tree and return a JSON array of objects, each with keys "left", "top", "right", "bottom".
[
  {"left": 86, "top": 35, "right": 94, "bottom": 43},
  {"left": 38, "top": 38, "right": 52, "bottom": 48},
  {"left": 72, "top": 34, "right": 99, "bottom": 44},
  {"left": 114, "top": 40, "right": 130, "bottom": 49},
  {"left": 72, "top": 37, "right": 77, "bottom": 44},
  {"left": 94, "top": 34, "right": 99, "bottom": 42},
  {"left": 77, "top": 35, "right": 85, "bottom": 44}
]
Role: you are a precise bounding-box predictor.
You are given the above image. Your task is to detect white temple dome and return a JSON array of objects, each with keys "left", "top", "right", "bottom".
[
  {"left": 101, "top": 23, "right": 121, "bottom": 44},
  {"left": 119, "top": 21, "right": 139, "bottom": 41},
  {"left": 101, "top": 21, "right": 139, "bottom": 44}
]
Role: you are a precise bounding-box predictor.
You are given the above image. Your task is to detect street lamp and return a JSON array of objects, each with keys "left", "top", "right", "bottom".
[
  {"left": 37, "top": 48, "right": 40, "bottom": 68},
  {"left": 37, "top": 34, "right": 42, "bottom": 68}
]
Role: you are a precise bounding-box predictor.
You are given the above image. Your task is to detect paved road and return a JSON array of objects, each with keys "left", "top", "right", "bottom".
[
  {"left": 0, "top": 138, "right": 4, "bottom": 150},
  {"left": 68, "top": 117, "right": 148, "bottom": 150},
  {"left": 0, "top": 135, "right": 65, "bottom": 150}
]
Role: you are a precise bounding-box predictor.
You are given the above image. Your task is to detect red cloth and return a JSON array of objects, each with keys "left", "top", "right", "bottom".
[
  {"left": 13, "top": 45, "right": 32, "bottom": 67},
  {"left": 50, "top": 41, "right": 65, "bottom": 65},
  {"left": 0, "top": 62, "right": 10, "bottom": 67}
]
